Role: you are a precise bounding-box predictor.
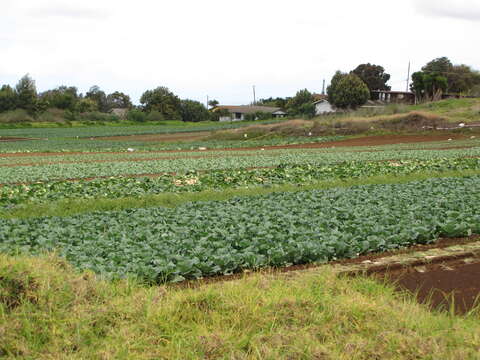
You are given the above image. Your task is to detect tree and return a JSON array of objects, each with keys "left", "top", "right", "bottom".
[
  {"left": 328, "top": 73, "right": 369, "bottom": 109},
  {"left": 85, "top": 86, "right": 108, "bottom": 112},
  {"left": 40, "top": 86, "right": 78, "bottom": 111},
  {"left": 180, "top": 99, "right": 210, "bottom": 122},
  {"left": 352, "top": 63, "right": 391, "bottom": 93},
  {"left": 446, "top": 65, "right": 480, "bottom": 94},
  {"left": 286, "top": 89, "right": 313, "bottom": 115},
  {"left": 422, "top": 57, "right": 453, "bottom": 76},
  {"left": 410, "top": 71, "right": 447, "bottom": 101},
  {"left": 258, "top": 97, "right": 288, "bottom": 109},
  {"left": 75, "top": 98, "right": 98, "bottom": 113},
  {"left": 0, "top": 85, "right": 17, "bottom": 112},
  {"left": 106, "top": 91, "right": 132, "bottom": 110},
  {"left": 140, "top": 86, "right": 181, "bottom": 120},
  {"left": 327, "top": 71, "right": 346, "bottom": 104},
  {"left": 208, "top": 99, "right": 219, "bottom": 108},
  {"left": 15, "top": 74, "right": 37, "bottom": 113}
]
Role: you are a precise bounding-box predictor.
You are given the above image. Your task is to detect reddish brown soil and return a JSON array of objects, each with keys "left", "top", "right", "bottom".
[
  {"left": 375, "top": 259, "right": 480, "bottom": 315},
  {"left": 0, "top": 137, "right": 36, "bottom": 142}
]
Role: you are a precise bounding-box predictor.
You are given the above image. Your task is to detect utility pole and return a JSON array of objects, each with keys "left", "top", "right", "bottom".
[
  {"left": 253, "top": 85, "right": 256, "bottom": 105},
  {"left": 322, "top": 79, "right": 326, "bottom": 95},
  {"left": 206, "top": 95, "right": 209, "bottom": 109},
  {"left": 406, "top": 61, "right": 411, "bottom": 92}
]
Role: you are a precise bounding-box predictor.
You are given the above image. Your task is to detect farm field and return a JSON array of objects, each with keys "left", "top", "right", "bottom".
[{"left": 2, "top": 107, "right": 480, "bottom": 358}]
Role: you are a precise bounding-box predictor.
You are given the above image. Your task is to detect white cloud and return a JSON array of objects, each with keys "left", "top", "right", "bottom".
[
  {"left": 28, "top": 6, "right": 109, "bottom": 20},
  {"left": 0, "top": 0, "right": 479, "bottom": 104},
  {"left": 414, "top": 0, "right": 480, "bottom": 21}
]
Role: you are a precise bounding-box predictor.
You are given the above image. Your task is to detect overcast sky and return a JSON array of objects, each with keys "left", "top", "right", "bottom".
[{"left": 1, "top": 0, "right": 479, "bottom": 105}]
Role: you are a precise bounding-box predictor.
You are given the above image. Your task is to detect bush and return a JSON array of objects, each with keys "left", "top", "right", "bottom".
[
  {"left": 179, "top": 99, "right": 209, "bottom": 122},
  {"left": 146, "top": 111, "right": 165, "bottom": 122},
  {"left": 127, "top": 109, "right": 147, "bottom": 123},
  {"left": 79, "top": 112, "right": 119, "bottom": 122},
  {"left": 0, "top": 109, "right": 34, "bottom": 123},
  {"left": 255, "top": 111, "right": 273, "bottom": 120}
]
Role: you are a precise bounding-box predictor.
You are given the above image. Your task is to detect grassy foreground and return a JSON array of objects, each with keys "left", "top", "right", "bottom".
[{"left": 1, "top": 254, "right": 479, "bottom": 359}]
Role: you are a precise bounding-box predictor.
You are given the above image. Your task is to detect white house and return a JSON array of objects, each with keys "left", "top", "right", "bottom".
[
  {"left": 313, "top": 99, "right": 336, "bottom": 115},
  {"left": 214, "top": 105, "right": 286, "bottom": 122}
]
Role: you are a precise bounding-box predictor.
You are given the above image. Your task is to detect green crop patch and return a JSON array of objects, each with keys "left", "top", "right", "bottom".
[
  {"left": 0, "top": 176, "right": 479, "bottom": 282},
  {"left": 2, "top": 147, "right": 480, "bottom": 183},
  {"left": 2, "top": 157, "right": 480, "bottom": 208}
]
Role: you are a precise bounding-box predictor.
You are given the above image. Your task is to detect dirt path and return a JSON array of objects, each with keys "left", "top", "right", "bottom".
[{"left": 0, "top": 137, "right": 38, "bottom": 142}]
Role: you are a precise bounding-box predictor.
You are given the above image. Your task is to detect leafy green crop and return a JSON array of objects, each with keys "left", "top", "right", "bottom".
[
  {"left": 1, "top": 176, "right": 479, "bottom": 282},
  {"left": 2, "top": 158, "right": 480, "bottom": 207},
  {"left": 2, "top": 147, "right": 480, "bottom": 183}
]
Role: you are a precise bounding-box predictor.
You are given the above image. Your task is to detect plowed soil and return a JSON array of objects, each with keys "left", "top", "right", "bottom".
[
  {"left": 376, "top": 259, "right": 480, "bottom": 314},
  {"left": 0, "top": 137, "right": 36, "bottom": 142}
]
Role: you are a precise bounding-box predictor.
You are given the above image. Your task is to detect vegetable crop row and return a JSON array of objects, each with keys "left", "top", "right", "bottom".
[
  {"left": 2, "top": 157, "right": 480, "bottom": 207},
  {"left": 2, "top": 147, "right": 480, "bottom": 183},
  {"left": 1, "top": 176, "right": 479, "bottom": 282}
]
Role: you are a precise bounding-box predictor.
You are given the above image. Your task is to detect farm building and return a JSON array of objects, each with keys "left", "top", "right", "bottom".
[
  {"left": 313, "top": 99, "right": 336, "bottom": 115},
  {"left": 371, "top": 90, "right": 415, "bottom": 104},
  {"left": 214, "top": 105, "right": 286, "bottom": 122}
]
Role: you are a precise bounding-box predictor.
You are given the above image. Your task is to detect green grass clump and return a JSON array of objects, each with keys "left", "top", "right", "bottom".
[{"left": 1, "top": 254, "right": 479, "bottom": 359}]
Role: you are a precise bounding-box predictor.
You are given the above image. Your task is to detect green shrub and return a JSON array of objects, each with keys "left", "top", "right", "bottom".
[
  {"left": 79, "top": 112, "right": 119, "bottom": 122},
  {"left": 127, "top": 109, "right": 147, "bottom": 123},
  {"left": 0, "top": 109, "right": 34, "bottom": 123},
  {"left": 146, "top": 110, "right": 165, "bottom": 122}
]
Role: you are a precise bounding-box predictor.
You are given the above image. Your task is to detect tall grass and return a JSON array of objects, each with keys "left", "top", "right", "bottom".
[{"left": 1, "top": 253, "right": 479, "bottom": 359}]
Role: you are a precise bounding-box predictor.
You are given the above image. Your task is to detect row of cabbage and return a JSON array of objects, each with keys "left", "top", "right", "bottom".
[
  {"left": 1, "top": 176, "right": 478, "bottom": 282},
  {"left": 1, "top": 158, "right": 480, "bottom": 208},
  {"left": 0, "top": 135, "right": 337, "bottom": 154},
  {"left": 1, "top": 137, "right": 478, "bottom": 166},
  {"left": 2, "top": 147, "right": 480, "bottom": 183},
  {"left": 0, "top": 118, "right": 291, "bottom": 138}
]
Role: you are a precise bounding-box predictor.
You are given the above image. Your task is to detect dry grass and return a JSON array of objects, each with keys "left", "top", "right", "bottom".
[{"left": 312, "top": 111, "right": 449, "bottom": 135}]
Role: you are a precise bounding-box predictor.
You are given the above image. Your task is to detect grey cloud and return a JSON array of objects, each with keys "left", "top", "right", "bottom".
[{"left": 415, "top": 0, "right": 480, "bottom": 21}]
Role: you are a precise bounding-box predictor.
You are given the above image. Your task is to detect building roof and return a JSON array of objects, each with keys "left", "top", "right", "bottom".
[
  {"left": 313, "top": 99, "right": 330, "bottom": 105},
  {"left": 312, "top": 93, "right": 327, "bottom": 101},
  {"left": 214, "top": 105, "right": 283, "bottom": 114}
]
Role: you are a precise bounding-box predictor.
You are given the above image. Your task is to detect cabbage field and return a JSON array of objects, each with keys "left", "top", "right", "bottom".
[
  {"left": 1, "top": 176, "right": 479, "bottom": 282},
  {"left": 1, "top": 127, "right": 480, "bottom": 283}
]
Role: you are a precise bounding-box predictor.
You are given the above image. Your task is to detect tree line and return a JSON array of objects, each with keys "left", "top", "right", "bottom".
[
  {"left": 1, "top": 57, "right": 479, "bottom": 122},
  {"left": 0, "top": 77, "right": 215, "bottom": 122}
]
